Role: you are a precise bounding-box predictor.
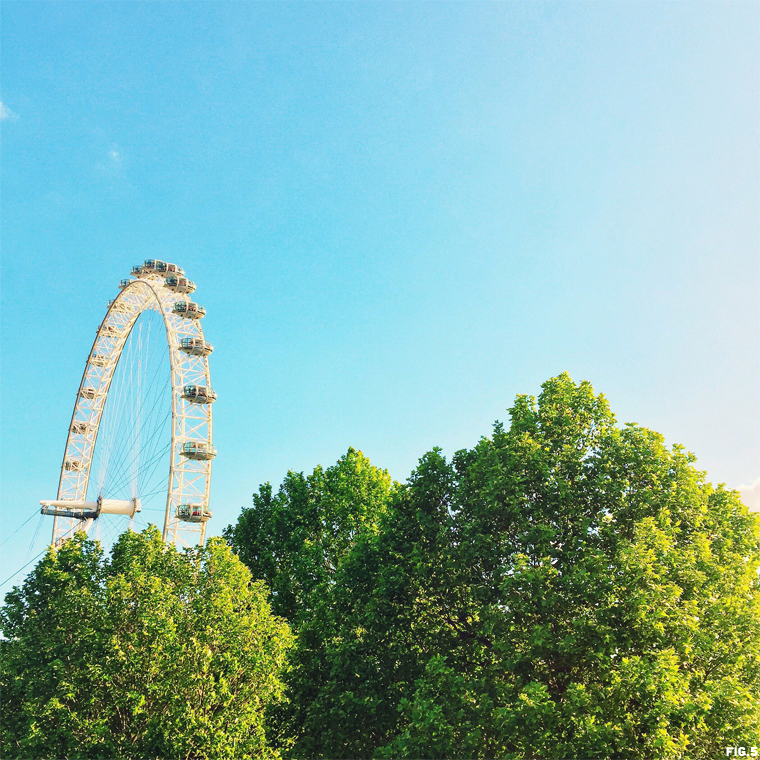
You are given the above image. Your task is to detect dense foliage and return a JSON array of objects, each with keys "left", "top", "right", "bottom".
[
  {"left": 224, "top": 446, "right": 395, "bottom": 625},
  {"left": 227, "top": 374, "right": 760, "bottom": 759},
  {"left": 0, "top": 527, "right": 292, "bottom": 759}
]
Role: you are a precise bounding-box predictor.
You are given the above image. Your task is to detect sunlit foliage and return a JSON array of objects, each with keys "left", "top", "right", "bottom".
[
  {"left": 227, "top": 374, "right": 760, "bottom": 759},
  {"left": 1, "top": 527, "right": 292, "bottom": 759}
]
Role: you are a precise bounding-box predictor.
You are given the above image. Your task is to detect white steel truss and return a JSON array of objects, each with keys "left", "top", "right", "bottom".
[{"left": 50, "top": 266, "right": 215, "bottom": 549}]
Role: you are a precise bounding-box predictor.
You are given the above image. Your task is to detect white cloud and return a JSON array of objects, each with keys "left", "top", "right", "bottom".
[
  {"left": 96, "top": 143, "right": 123, "bottom": 177},
  {"left": 0, "top": 101, "right": 18, "bottom": 120},
  {"left": 737, "top": 478, "right": 760, "bottom": 511}
]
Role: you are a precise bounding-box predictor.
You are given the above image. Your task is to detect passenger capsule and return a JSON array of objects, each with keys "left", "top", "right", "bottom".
[
  {"left": 64, "top": 459, "right": 84, "bottom": 471},
  {"left": 119, "top": 279, "right": 131, "bottom": 289},
  {"left": 178, "top": 337, "right": 213, "bottom": 356},
  {"left": 79, "top": 387, "right": 101, "bottom": 400},
  {"left": 176, "top": 503, "right": 213, "bottom": 522},
  {"left": 70, "top": 422, "right": 90, "bottom": 435},
  {"left": 131, "top": 265, "right": 146, "bottom": 277},
  {"left": 180, "top": 442, "right": 217, "bottom": 460},
  {"left": 154, "top": 261, "right": 183, "bottom": 275},
  {"left": 142, "top": 259, "right": 165, "bottom": 273},
  {"left": 172, "top": 301, "right": 205, "bottom": 320},
  {"left": 164, "top": 276, "right": 196, "bottom": 294},
  {"left": 182, "top": 385, "right": 217, "bottom": 404}
]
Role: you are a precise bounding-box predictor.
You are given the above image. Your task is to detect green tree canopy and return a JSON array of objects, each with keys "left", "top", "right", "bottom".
[
  {"left": 1, "top": 526, "right": 293, "bottom": 760},
  {"left": 228, "top": 373, "right": 760, "bottom": 759},
  {"left": 224, "top": 446, "right": 395, "bottom": 624}
]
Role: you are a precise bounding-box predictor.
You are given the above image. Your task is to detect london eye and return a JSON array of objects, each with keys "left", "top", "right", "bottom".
[{"left": 40, "top": 261, "right": 217, "bottom": 549}]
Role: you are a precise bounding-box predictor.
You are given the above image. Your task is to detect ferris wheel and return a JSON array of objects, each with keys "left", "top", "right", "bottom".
[{"left": 40, "top": 261, "right": 217, "bottom": 549}]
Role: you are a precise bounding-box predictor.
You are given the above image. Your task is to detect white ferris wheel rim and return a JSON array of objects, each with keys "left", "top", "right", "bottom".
[{"left": 48, "top": 264, "right": 215, "bottom": 549}]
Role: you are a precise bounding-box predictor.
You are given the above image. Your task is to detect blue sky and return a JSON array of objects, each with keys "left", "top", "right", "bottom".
[{"left": 2, "top": 2, "right": 758, "bottom": 594}]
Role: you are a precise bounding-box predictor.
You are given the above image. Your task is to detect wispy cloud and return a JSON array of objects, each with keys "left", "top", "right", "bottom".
[
  {"left": 96, "top": 143, "right": 123, "bottom": 177},
  {"left": 737, "top": 478, "right": 760, "bottom": 512},
  {"left": 0, "top": 101, "right": 19, "bottom": 120}
]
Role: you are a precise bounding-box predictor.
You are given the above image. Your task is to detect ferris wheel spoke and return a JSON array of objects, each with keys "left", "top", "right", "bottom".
[
  {"left": 137, "top": 478, "right": 173, "bottom": 505},
  {"left": 101, "top": 406, "right": 171, "bottom": 496},
  {"left": 98, "top": 387, "right": 172, "bottom": 499},
  {"left": 138, "top": 443, "right": 172, "bottom": 496},
  {"left": 105, "top": 438, "right": 171, "bottom": 500},
  {"left": 93, "top": 333, "right": 129, "bottom": 489},
  {"left": 137, "top": 386, "right": 173, "bottom": 470},
  {"left": 95, "top": 333, "right": 171, "bottom": 491},
  {"left": 95, "top": 326, "right": 144, "bottom": 493}
]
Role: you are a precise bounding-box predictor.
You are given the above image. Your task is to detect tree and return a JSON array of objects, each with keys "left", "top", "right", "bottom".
[
  {"left": 0, "top": 526, "right": 293, "bottom": 759},
  {"left": 279, "top": 447, "right": 460, "bottom": 758},
  {"left": 381, "top": 374, "right": 760, "bottom": 758},
  {"left": 224, "top": 447, "right": 398, "bottom": 756},
  {"left": 228, "top": 373, "right": 760, "bottom": 759},
  {"left": 224, "top": 447, "right": 394, "bottom": 624}
]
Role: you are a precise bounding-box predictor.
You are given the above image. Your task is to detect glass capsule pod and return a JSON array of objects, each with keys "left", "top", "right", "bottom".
[
  {"left": 70, "top": 422, "right": 90, "bottom": 435},
  {"left": 172, "top": 301, "right": 205, "bottom": 320},
  {"left": 180, "top": 442, "right": 217, "bottom": 460},
  {"left": 154, "top": 261, "right": 184, "bottom": 275},
  {"left": 64, "top": 459, "right": 84, "bottom": 471},
  {"left": 179, "top": 337, "right": 213, "bottom": 356},
  {"left": 119, "top": 279, "right": 131, "bottom": 289},
  {"left": 164, "top": 276, "right": 196, "bottom": 294},
  {"left": 176, "top": 503, "right": 213, "bottom": 522},
  {"left": 182, "top": 385, "right": 217, "bottom": 404},
  {"left": 142, "top": 259, "right": 166, "bottom": 273},
  {"left": 131, "top": 265, "right": 145, "bottom": 277}
]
